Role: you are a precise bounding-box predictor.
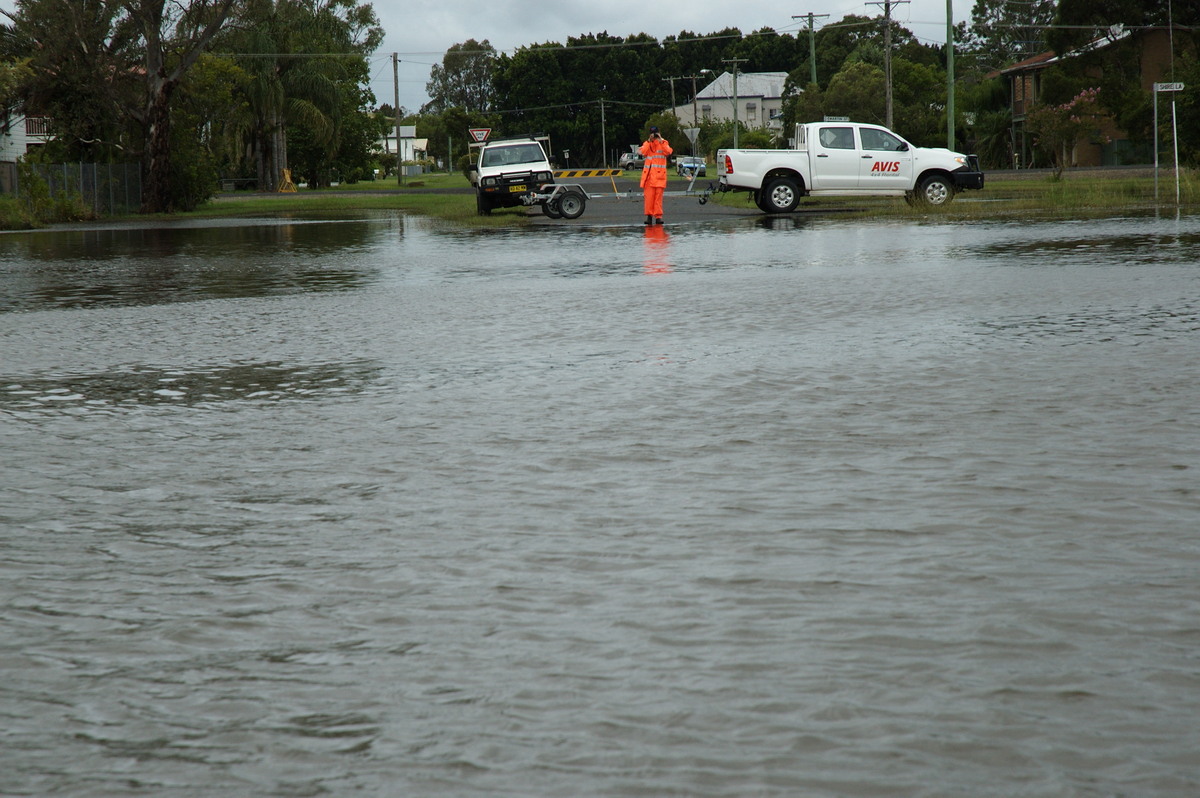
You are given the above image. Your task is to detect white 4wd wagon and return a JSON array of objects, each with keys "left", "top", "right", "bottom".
[{"left": 468, "top": 136, "right": 555, "bottom": 216}]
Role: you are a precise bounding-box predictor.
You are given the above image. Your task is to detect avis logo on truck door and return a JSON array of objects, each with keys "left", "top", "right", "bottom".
[{"left": 869, "top": 161, "right": 901, "bottom": 174}]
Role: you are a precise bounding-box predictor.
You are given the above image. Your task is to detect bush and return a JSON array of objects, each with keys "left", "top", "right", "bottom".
[
  {"left": 0, "top": 195, "right": 34, "bottom": 229},
  {"left": 5, "top": 161, "right": 102, "bottom": 227},
  {"left": 458, "top": 153, "right": 475, "bottom": 178}
]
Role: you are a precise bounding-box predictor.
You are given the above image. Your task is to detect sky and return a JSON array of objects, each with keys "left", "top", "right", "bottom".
[
  {"left": 0, "top": 0, "right": 971, "bottom": 113},
  {"left": 369, "top": 0, "right": 972, "bottom": 112}
]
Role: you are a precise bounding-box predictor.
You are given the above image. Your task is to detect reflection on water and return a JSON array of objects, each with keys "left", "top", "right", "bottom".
[
  {"left": 980, "top": 303, "right": 1200, "bottom": 344},
  {"left": 0, "top": 216, "right": 402, "bottom": 261},
  {"left": 1, "top": 360, "right": 380, "bottom": 413},
  {"left": 0, "top": 216, "right": 408, "bottom": 312},
  {"left": 642, "top": 224, "right": 672, "bottom": 274},
  {"left": 2, "top": 210, "right": 1200, "bottom": 797},
  {"left": 967, "top": 223, "right": 1200, "bottom": 266}
]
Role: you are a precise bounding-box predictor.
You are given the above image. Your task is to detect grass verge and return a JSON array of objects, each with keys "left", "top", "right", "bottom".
[{"left": 708, "top": 168, "right": 1199, "bottom": 219}]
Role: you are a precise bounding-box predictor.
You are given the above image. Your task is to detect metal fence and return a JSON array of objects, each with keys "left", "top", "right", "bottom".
[{"left": 0, "top": 162, "right": 142, "bottom": 215}]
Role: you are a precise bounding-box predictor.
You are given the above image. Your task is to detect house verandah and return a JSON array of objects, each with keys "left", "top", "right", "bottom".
[{"left": 998, "top": 26, "right": 1190, "bottom": 169}]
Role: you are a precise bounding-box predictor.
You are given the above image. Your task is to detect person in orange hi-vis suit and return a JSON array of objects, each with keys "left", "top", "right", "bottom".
[{"left": 639, "top": 126, "right": 672, "bottom": 225}]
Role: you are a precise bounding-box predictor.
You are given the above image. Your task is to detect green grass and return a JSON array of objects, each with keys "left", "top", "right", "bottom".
[
  {"left": 176, "top": 172, "right": 528, "bottom": 226},
  {"left": 706, "top": 168, "right": 1199, "bottom": 220},
  {"left": 6, "top": 168, "right": 1195, "bottom": 231}
]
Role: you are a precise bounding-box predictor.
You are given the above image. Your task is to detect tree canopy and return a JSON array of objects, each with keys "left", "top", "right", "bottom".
[{"left": 1, "top": 0, "right": 1197, "bottom": 212}]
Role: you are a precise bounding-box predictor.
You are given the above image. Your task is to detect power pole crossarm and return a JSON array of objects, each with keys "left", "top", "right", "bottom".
[
  {"left": 865, "top": 0, "right": 908, "bottom": 129},
  {"left": 663, "top": 76, "right": 681, "bottom": 119},
  {"left": 791, "top": 13, "right": 829, "bottom": 86},
  {"left": 722, "top": 58, "right": 748, "bottom": 148}
]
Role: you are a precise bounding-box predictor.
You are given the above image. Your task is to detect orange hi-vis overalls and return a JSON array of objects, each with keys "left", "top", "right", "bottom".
[{"left": 639, "top": 137, "right": 672, "bottom": 220}]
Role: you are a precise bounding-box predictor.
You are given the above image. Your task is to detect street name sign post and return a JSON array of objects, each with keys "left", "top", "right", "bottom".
[{"left": 1153, "top": 83, "right": 1184, "bottom": 205}]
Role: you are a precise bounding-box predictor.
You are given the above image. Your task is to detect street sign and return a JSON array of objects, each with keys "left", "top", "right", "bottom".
[
  {"left": 1155, "top": 82, "right": 1184, "bottom": 92},
  {"left": 823, "top": 116, "right": 850, "bottom": 122},
  {"left": 468, "top": 128, "right": 491, "bottom": 143}
]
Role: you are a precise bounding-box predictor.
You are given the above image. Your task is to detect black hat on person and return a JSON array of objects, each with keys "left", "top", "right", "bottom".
[{"left": 649, "top": 126, "right": 659, "bottom": 133}]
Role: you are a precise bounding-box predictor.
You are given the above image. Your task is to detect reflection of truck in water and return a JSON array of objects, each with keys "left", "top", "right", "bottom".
[{"left": 717, "top": 122, "right": 984, "bottom": 212}]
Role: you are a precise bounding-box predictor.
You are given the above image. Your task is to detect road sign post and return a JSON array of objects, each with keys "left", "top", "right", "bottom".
[{"left": 1153, "top": 83, "right": 1184, "bottom": 205}]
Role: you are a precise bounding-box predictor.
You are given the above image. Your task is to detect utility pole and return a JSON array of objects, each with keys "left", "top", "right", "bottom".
[
  {"left": 392, "top": 53, "right": 402, "bottom": 185},
  {"left": 723, "top": 58, "right": 747, "bottom": 147},
  {"left": 791, "top": 13, "right": 829, "bottom": 86},
  {"left": 865, "top": 0, "right": 907, "bottom": 128},
  {"left": 663, "top": 76, "right": 681, "bottom": 119},
  {"left": 685, "top": 69, "right": 712, "bottom": 126},
  {"left": 600, "top": 97, "right": 608, "bottom": 168},
  {"left": 945, "top": 0, "right": 955, "bottom": 149}
]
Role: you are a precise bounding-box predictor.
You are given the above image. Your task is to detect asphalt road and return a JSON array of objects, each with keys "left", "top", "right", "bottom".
[{"left": 526, "top": 174, "right": 762, "bottom": 226}]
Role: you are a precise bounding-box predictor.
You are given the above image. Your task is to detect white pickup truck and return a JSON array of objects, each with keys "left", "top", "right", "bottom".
[{"left": 717, "top": 122, "right": 984, "bottom": 212}]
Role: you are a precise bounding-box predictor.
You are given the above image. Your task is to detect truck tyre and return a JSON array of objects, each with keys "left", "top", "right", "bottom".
[
  {"left": 761, "top": 177, "right": 801, "bottom": 213},
  {"left": 915, "top": 174, "right": 954, "bottom": 206},
  {"left": 556, "top": 190, "right": 586, "bottom": 220},
  {"left": 476, "top": 194, "right": 492, "bottom": 215}
]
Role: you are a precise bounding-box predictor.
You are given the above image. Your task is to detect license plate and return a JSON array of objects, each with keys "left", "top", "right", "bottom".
[{"left": 508, "top": 185, "right": 527, "bottom": 193}]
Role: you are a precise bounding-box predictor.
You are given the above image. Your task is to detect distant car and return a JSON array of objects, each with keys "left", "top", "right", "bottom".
[
  {"left": 676, "top": 156, "right": 706, "bottom": 177},
  {"left": 619, "top": 151, "right": 643, "bottom": 170}
]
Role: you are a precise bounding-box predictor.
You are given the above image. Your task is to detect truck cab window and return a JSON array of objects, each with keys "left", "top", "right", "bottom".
[
  {"left": 818, "top": 127, "right": 855, "bottom": 149},
  {"left": 860, "top": 128, "right": 905, "bottom": 151}
]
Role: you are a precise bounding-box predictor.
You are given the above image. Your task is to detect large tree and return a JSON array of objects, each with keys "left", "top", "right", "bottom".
[
  {"left": 8, "top": 0, "right": 238, "bottom": 210},
  {"left": 124, "top": 0, "right": 238, "bottom": 212},
  {"left": 220, "top": 0, "right": 382, "bottom": 190},
  {"left": 969, "top": 0, "right": 1057, "bottom": 71},
  {"left": 4, "top": 0, "right": 141, "bottom": 163},
  {"left": 424, "top": 38, "right": 497, "bottom": 113}
]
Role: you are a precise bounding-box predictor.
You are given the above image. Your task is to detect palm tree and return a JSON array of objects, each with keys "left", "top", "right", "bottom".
[{"left": 223, "top": 0, "right": 377, "bottom": 190}]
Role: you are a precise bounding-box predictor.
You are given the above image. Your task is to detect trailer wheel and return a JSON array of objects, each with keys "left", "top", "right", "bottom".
[
  {"left": 762, "top": 177, "right": 801, "bottom": 213},
  {"left": 541, "top": 199, "right": 563, "bottom": 218},
  {"left": 556, "top": 190, "right": 586, "bottom": 220},
  {"left": 915, "top": 174, "right": 954, "bottom": 206}
]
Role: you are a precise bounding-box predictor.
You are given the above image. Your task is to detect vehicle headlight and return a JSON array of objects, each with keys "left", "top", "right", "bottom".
[
  {"left": 954, "top": 156, "right": 966, "bottom": 166},
  {"left": 482, "top": 176, "right": 497, "bottom": 187},
  {"left": 536, "top": 171, "right": 552, "bottom": 182}
]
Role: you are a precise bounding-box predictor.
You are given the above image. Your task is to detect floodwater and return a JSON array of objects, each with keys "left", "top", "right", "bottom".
[{"left": 2, "top": 209, "right": 1199, "bottom": 797}]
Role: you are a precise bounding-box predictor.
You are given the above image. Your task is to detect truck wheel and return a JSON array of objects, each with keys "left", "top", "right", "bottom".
[
  {"left": 556, "top": 191, "right": 586, "bottom": 220},
  {"left": 476, "top": 194, "right": 492, "bottom": 215},
  {"left": 762, "top": 177, "right": 801, "bottom": 213},
  {"left": 541, "top": 199, "right": 563, "bottom": 218},
  {"left": 915, "top": 174, "right": 954, "bottom": 206}
]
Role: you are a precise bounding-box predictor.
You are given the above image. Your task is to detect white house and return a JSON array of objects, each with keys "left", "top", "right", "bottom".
[
  {"left": 378, "top": 123, "right": 427, "bottom": 162},
  {"left": 668, "top": 71, "right": 790, "bottom": 131},
  {"left": 1, "top": 112, "right": 51, "bottom": 162}
]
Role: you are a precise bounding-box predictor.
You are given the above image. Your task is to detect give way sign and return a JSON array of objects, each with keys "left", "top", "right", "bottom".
[{"left": 468, "top": 128, "right": 491, "bottom": 143}]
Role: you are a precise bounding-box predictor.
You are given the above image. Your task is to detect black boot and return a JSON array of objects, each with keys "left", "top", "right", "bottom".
[
  {"left": 644, "top": 215, "right": 653, "bottom": 225},
  {"left": 655, "top": 217, "right": 663, "bottom": 225}
]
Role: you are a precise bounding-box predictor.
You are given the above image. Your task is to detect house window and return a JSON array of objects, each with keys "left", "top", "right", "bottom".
[
  {"left": 701, "top": 104, "right": 712, "bottom": 121},
  {"left": 746, "top": 102, "right": 757, "bottom": 122}
]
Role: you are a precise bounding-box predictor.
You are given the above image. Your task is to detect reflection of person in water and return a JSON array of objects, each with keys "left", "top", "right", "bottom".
[{"left": 642, "top": 224, "right": 671, "bottom": 274}]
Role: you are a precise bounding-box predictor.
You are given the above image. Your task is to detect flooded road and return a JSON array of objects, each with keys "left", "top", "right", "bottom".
[{"left": 3, "top": 210, "right": 1199, "bottom": 796}]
